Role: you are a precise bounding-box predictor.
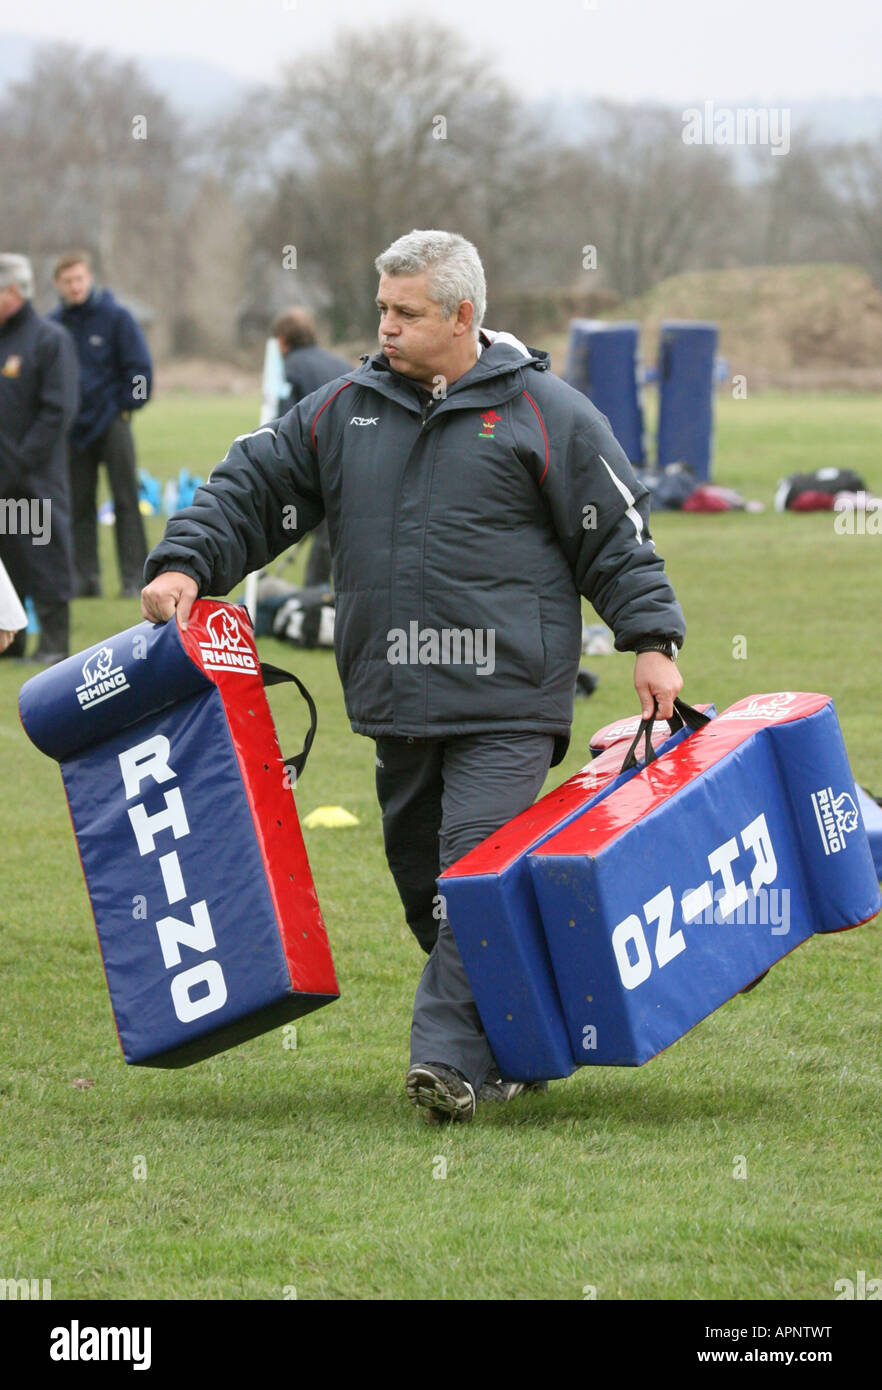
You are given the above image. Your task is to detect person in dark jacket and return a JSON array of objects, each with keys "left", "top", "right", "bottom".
[
  {"left": 142, "top": 230, "right": 686, "bottom": 1123},
  {"left": 0, "top": 253, "right": 79, "bottom": 663},
  {"left": 271, "top": 307, "right": 352, "bottom": 588},
  {"left": 50, "top": 250, "right": 153, "bottom": 598}
]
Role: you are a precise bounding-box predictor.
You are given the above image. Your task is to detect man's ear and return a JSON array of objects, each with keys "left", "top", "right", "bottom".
[{"left": 453, "top": 300, "right": 475, "bottom": 338}]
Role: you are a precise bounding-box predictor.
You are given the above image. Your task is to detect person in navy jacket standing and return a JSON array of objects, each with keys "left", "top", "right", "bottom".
[
  {"left": 50, "top": 250, "right": 153, "bottom": 598},
  {"left": 0, "top": 253, "right": 79, "bottom": 663}
]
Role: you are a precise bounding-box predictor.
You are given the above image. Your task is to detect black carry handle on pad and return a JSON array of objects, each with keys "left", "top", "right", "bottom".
[
  {"left": 260, "top": 662, "right": 318, "bottom": 783},
  {"left": 620, "top": 698, "right": 711, "bottom": 773}
]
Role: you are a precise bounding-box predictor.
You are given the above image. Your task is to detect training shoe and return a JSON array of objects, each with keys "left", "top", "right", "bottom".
[
  {"left": 406, "top": 1063, "right": 476, "bottom": 1123},
  {"left": 479, "top": 1067, "right": 549, "bottom": 1103}
]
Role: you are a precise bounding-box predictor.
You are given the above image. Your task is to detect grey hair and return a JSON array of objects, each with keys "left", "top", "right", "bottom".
[
  {"left": 375, "top": 230, "right": 486, "bottom": 335},
  {"left": 0, "top": 254, "right": 34, "bottom": 299}
]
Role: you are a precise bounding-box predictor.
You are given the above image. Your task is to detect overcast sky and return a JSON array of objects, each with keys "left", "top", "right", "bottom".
[{"left": 13, "top": 0, "right": 882, "bottom": 101}]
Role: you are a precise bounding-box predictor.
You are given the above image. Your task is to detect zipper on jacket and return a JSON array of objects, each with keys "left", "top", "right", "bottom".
[{"left": 417, "top": 387, "right": 435, "bottom": 428}]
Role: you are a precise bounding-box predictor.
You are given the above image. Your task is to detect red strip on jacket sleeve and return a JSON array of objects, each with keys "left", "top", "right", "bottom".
[
  {"left": 522, "top": 391, "right": 549, "bottom": 485},
  {"left": 310, "top": 382, "right": 353, "bottom": 453}
]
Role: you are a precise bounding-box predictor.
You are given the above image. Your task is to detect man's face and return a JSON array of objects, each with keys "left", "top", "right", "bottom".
[
  {"left": 376, "top": 271, "right": 466, "bottom": 385},
  {"left": 0, "top": 284, "right": 23, "bottom": 324},
  {"left": 55, "top": 262, "right": 93, "bottom": 306}
]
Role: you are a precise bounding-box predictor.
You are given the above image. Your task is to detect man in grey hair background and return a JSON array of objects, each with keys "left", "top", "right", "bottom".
[
  {"left": 0, "top": 253, "right": 79, "bottom": 664},
  {"left": 141, "top": 229, "right": 686, "bottom": 1122}
]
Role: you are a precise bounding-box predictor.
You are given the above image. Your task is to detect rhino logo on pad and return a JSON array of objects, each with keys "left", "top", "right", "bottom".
[
  {"left": 82, "top": 646, "right": 114, "bottom": 684},
  {"left": 811, "top": 786, "right": 860, "bottom": 855},
  {"left": 833, "top": 792, "right": 859, "bottom": 835},
  {"left": 718, "top": 692, "right": 797, "bottom": 722},
  {"left": 199, "top": 609, "right": 257, "bottom": 674},
  {"left": 76, "top": 645, "right": 130, "bottom": 710}
]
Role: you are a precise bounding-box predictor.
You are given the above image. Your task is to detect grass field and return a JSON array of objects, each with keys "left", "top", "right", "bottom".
[{"left": 2, "top": 389, "right": 880, "bottom": 1301}]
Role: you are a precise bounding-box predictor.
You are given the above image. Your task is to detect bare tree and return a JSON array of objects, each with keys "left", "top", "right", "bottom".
[
  {"left": 6, "top": 32, "right": 878, "bottom": 361},
  {"left": 828, "top": 139, "right": 882, "bottom": 287},
  {"left": 209, "top": 28, "right": 882, "bottom": 340},
  {"left": 732, "top": 134, "right": 844, "bottom": 268},
  {"left": 572, "top": 104, "right": 742, "bottom": 299},
  {"left": 0, "top": 44, "right": 186, "bottom": 336},
  {"left": 230, "top": 22, "right": 553, "bottom": 338}
]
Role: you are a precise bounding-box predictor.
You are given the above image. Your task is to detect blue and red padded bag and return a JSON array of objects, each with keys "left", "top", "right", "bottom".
[
  {"left": 19, "top": 600, "right": 338, "bottom": 1066},
  {"left": 529, "top": 692, "right": 880, "bottom": 1066}
]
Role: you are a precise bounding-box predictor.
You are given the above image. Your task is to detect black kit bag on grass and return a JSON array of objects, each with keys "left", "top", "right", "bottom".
[{"left": 775, "top": 468, "right": 867, "bottom": 512}]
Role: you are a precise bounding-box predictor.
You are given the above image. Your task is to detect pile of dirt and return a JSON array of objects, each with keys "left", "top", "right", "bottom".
[{"left": 612, "top": 264, "right": 882, "bottom": 390}]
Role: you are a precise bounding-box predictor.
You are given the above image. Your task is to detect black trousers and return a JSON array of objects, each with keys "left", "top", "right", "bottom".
[
  {"left": 69, "top": 415, "right": 147, "bottom": 593},
  {"left": 375, "top": 731, "right": 555, "bottom": 1089}
]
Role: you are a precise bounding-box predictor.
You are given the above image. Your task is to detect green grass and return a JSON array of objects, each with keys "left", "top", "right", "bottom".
[{"left": 1, "top": 391, "right": 880, "bottom": 1300}]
